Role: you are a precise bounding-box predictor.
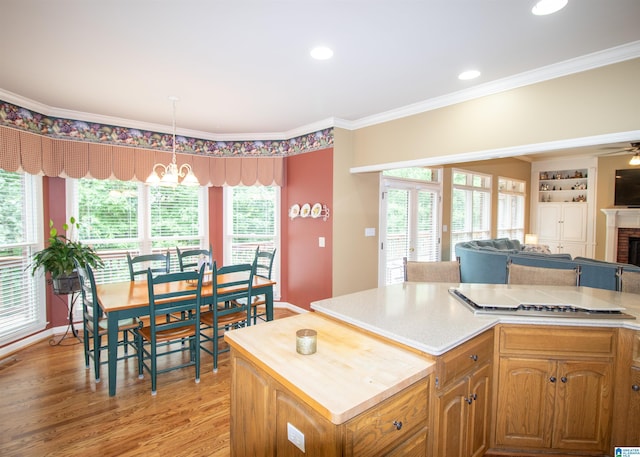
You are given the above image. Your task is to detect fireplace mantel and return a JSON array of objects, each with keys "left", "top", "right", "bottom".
[{"left": 601, "top": 208, "right": 640, "bottom": 262}]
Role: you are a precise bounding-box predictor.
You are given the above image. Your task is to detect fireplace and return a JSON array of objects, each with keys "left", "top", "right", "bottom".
[
  {"left": 616, "top": 229, "right": 640, "bottom": 265},
  {"left": 601, "top": 208, "right": 640, "bottom": 262}
]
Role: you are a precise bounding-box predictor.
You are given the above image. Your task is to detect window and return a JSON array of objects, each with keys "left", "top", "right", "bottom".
[
  {"left": 450, "top": 169, "right": 492, "bottom": 258},
  {"left": 0, "top": 170, "right": 44, "bottom": 344},
  {"left": 224, "top": 186, "right": 280, "bottom": 298},
  {"left": 497, "top": 177, "right": 526, "bottom": 242},
  {"left": 69, "top": 178, "right": 207, "bottom": 284}
]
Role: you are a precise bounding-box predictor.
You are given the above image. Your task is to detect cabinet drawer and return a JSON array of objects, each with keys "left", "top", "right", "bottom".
[
  {"left": 499, "top": 325, "right": 616, "bottom": 358},
  {"left": 436, "top": 329, "right": 493, "bottom": 390},
  {"left": 344, "top": 378, "right": 428, "bottom": 456}
]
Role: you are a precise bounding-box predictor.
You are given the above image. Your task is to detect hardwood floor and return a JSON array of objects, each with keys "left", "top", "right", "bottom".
[{"left": 0, "top": 308, "right": 298, "bottom": 457}]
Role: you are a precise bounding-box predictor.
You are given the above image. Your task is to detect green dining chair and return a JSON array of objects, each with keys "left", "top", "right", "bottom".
[
  {"left": 200, "top": 261, "right": 254, "bottom": 373},
  {"left": 176, "top": 245, "right": 213, "bottom": 272},
  {"left": 250, "top": 247, "right": 276, "bottom": 323},
  {"left": 75, "top": 260, "right": 140, "bottom": 383},
  {"left": 136, "top": 265, "right": 205, "bottom": 395},
  {"left": 126, "top": 251, "right": 170, "bottom": 281}
]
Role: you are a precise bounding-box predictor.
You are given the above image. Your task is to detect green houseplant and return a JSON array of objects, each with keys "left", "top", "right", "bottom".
[{"left": 29, "top": 217, "right": 104, "bottom": 294}]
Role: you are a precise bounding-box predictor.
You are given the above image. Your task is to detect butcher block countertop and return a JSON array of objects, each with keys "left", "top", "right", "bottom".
[{"left": 224, "top": 312, "right": 434, "bottom": 425}]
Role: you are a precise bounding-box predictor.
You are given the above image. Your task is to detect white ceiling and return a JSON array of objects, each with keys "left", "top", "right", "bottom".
[{"left": 2, "top": 0, "right": 640, "bottom": 154}]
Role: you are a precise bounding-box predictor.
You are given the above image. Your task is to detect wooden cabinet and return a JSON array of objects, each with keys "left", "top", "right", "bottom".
[
  {"left": 494, "top": 325, "right": 616, "bottom": 455},
  {"left": 537, "top": 202, "right": 587, "bottom": 257},
  {"left": 231, "top": 350, "right": 431, "bottom": 457},
  {"left": 531, "top": 159, "right": 596, "bottom": 258},
  {"left": 433, "top": 329, "right": 493, "bottom": 457},
  {"left": 615, "top": 330, "right": 640, "bottom": 447}
]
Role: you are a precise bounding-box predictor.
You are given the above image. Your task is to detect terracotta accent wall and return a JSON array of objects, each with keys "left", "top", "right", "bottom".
[
  {"left": 283, "top": 148, "right": 333, "bottom": 310},
  {"left": 43, "top": 176, "right": 70, "bottom": 328}
]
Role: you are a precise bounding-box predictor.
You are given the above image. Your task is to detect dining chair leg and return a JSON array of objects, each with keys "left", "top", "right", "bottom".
[
  {"left": 94, "top": 334, "right": 102, "bottom": 383},
  {"left": 136, "top": 331, "right": 144, "bottom": 379},
  {"left": 150, "top": 341, "right": 158, "bottom": 396},
  {"left": 83, "top": 326, "right": 90, "bottom": 369}
]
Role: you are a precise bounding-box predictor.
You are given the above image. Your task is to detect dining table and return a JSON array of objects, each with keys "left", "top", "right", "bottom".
[{"left": 96, "top": 271, "right": 276, "bottom": 396}]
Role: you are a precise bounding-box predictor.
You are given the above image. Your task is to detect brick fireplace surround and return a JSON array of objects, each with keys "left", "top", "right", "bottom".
[{"left": 601, "top": 208, "right": 640, "bottom": 263}]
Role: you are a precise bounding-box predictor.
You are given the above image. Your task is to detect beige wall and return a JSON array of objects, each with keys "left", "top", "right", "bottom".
[
  {"left": 332, "top": 128, "right": 379, "bottom": 296},
  {"left": 595, "top": 155, "right": 639, "bottom": 259},
  {"left": 351, "top": 58, "right": 640, "bottom": 168},
  {"left": 332, "top": 58, "right": 640, "bottom": 295}
]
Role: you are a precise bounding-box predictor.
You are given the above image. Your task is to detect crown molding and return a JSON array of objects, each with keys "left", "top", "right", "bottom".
[
  {"left": 2, "top": 41, "right": 639, "bottom": 139},
  {"left": 345, "top": 40, "right": 640, "bottom": 131}
]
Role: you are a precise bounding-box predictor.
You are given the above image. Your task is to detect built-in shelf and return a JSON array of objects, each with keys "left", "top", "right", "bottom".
[{"left": 538, "top": 169, "right": 588, "bottom": 203}]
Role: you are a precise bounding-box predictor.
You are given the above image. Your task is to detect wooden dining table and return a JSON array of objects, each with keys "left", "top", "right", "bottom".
[{"left": 96, "top": 271, "right": 276, "bottom": 396}]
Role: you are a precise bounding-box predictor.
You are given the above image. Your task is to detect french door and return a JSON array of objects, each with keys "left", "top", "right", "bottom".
[{"left": 379, "top": 177, "right": 442, "bottom": 285}]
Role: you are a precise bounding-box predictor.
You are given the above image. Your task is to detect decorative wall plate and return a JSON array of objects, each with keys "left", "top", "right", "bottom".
[
  {"left": 300, "top": 203, "right": 311, "bottom": 218},
  {"left": 289, "top": 204, "right": 300, "bottom": 219},
  {"left": 311, "top": 203, "right": 322, "bottom": 218}
]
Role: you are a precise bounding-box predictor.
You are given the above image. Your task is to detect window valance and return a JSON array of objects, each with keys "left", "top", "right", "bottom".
[{"left": 0, "top": 126, "right": 284, "bottom": 186}]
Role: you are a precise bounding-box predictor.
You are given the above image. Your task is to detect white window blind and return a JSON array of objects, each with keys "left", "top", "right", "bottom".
[
  {"left": 0, "top": 170, "right": 44, "bottom": 344},
  {"left": 451, "top": 169, "right": 492, "bottom": 258},
  {"left": 224, "top": 186, "right": 280, "bottom": 298},
  {"left": 70, "top": 178, "right": 206, "bottom": 283},
  {"left": 497, "top": 177, "right": 526, "bottom": 242}
]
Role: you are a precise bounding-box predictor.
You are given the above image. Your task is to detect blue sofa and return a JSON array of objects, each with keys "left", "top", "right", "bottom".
[{"left": 454, "top": 238, "right": 640, "bottom": 290}]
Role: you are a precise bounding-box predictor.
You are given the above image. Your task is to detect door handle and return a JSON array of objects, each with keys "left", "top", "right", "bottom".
[{"left": 549, "top": 376, "right": 556, "bottom": 383}]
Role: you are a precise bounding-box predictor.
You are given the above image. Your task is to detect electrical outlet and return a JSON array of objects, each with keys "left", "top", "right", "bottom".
[{"left": 287, "top": 422, "right": 305, "bottom": 453}]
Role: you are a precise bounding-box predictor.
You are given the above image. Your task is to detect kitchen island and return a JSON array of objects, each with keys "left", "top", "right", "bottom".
[{"left": 226, "top": 283, "right": 640, "bottom": 456}]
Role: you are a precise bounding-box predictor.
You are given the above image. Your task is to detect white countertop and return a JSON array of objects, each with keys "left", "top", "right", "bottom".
[{"left": 311, "top": 283, "right": 640, "bottom": 356}]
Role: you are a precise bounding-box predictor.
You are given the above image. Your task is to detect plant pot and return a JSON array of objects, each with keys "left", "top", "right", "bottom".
[{"left": 52, "top": 272, "right": 81, "bottom": 295}]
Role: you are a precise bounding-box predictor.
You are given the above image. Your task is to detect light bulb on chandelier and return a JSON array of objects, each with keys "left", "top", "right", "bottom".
[{"left": 146, "top": 96, "right": 199, "bottom": 187}]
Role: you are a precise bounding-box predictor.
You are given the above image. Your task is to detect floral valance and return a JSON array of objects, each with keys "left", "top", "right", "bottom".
[{"left": 0, "top": 126, "right": 284, "bottom": 186}]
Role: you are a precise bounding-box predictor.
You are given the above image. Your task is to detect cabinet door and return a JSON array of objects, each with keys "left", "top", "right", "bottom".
[
  {"left": 495, "top": 357, "right": 555, "bottom": 449},
  {"left": 552, "top": 361, "right": 613, "bottom": 452},
  {"left": 559, "top": 204, "right": 587, "bottom": 243},
  {"left": 231, "top": 355, "right": 274, "bottom": 457},
  {"left": 537, "top": 204, "right": 562, "bottom": 241},
  {"left": 468, "top": 363, "right": 491, "bottom": 457},
  {"left": 434, "top": 377, "right": 467, "bottom": 457},
  {"left": 627, "top": 367, "right": 640, "bottom": 445},
  {"left": 275, "top": 389, "right": 341, "bottom": 457}
]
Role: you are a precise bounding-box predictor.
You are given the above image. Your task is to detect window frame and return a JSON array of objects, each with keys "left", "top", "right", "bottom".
[
  {"left": 223, "top": 185, "right": 281, "bottom": 299},
  {"left": 450, "top": 168, "right": 492, "bottom": 258},
  {"left": 497, "top": 176, "right": 526, "bottom": 242},
  {"left": 0, "top": 171, "right": 45, "bottom": 346},
  {"left": 67, "top": 178, "right": 208, "bottom": 283}
]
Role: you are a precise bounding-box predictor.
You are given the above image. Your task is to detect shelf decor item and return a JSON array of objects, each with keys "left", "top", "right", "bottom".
[{"left": 28, "top": 217, "right": 104, "bottom": 295}]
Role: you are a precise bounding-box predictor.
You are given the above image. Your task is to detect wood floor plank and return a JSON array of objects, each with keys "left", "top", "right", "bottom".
[{"left": 0, "top": 308, "right": 297, "bottom": 457}]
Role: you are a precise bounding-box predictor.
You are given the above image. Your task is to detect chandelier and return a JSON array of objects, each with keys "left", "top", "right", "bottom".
[{"left": 145, "top": 96, "right": 199, "bottom": 187}]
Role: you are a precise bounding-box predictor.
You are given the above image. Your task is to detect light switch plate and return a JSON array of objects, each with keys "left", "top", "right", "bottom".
[{"left": 365, "top": 227, "right": 376, "bottom": 237}]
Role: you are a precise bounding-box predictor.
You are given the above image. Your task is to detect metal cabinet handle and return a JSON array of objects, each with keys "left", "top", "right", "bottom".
[
  {"left": 632, "top": 384, "right": 640, "bottom": 392},
  {"left": 561, "top": 376, "right": 568, "bottom": 383},
  {"left": 549, "top": 376, "right": 556, "bottom": 383},
  {"left": 392, "top": 420, "right": 402, "bottom": 430},
  {"left": 469, "top": 354, "right": 478, "bottom": 362},
  {"left": 464, "top": 397, "right": 473, "bottom": 404}
]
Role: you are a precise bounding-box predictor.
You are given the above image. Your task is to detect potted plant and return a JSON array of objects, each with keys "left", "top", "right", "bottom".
[{"left": 29, "top": 217, "right": 104, "bottom": 295}]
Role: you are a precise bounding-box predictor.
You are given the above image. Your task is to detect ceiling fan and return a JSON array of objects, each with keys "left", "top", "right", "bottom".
[{"left": 600, "top": 142, "right": 640, "bottom": 165}]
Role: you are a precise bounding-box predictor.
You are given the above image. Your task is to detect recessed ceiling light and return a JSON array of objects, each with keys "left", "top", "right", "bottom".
[
  {"left": 532, "top": 0, "right": 568, "bottom": 16},
  {"left": 458, "top": 70, "right": 481, "bottom": 81},
  {"left": 310, "top": 46, "right": 333, "bottom": 60}
]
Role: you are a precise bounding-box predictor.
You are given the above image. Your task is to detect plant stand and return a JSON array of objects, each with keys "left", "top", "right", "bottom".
[{"left": 50, "top": 273, "right": 82, "bottom": 343}]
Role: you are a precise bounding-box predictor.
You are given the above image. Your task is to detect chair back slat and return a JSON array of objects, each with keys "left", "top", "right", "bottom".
[
  {"left": 253, "top": 247, "right": 276, "bottom": 280},
  {"left": 127, "top": 252, "right": 170, "bottom": 281},
  {"left": 213, "top": 262, "right": 254, "bottom": 309},
  {"left": 177, "top": 245, "right": 213, "bottom": 272},
  {"left": 146, "top": 267, "right": 205, "bottom": 325}
]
